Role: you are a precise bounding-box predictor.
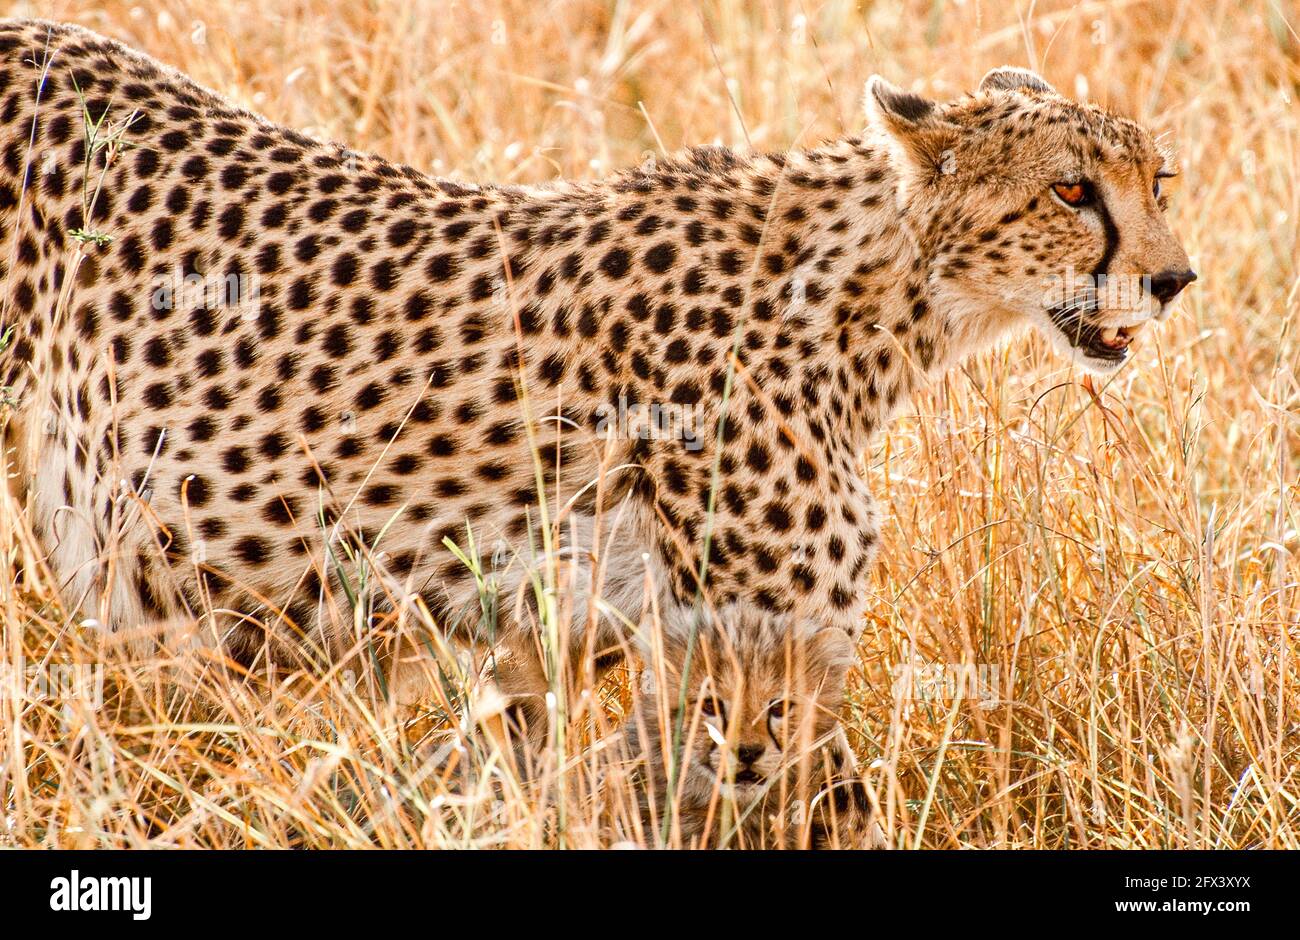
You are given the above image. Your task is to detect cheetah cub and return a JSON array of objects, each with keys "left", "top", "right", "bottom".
[
  {"left": 616, "top": 611, "right": 876, "bottom": 848},
  {"left": 0, "top": 20, "right": 1194, "bottom": 822}
]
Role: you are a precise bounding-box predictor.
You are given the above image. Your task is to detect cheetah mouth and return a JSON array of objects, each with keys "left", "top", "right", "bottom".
[
  {"left": 732, "top": 769, "right": 764, "bottom": 785},
  {"left": 1046, "top": 303, "right": 1149, "bottom": 363}
]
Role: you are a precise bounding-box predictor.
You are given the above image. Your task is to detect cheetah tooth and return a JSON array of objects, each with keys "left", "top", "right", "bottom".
[{"left": 1099, "top": 326, "right": 1119, "bottom": 345}]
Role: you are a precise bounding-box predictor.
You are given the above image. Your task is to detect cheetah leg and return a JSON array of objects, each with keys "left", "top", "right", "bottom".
[
  {"left": 488, "top": 631, "right": 552, "bottom": 759},
  {"left": 805, "top": 725, "right": 884, "bottom": 849}
]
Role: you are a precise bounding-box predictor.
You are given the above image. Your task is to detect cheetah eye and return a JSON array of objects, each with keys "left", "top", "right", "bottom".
[
  {"left": 1051, "top": 181, "right": 1093, "bottom": 207},
  {"left": 700, "top": 695, "right": 724, "bottom": 720},
  {"left": 1153, "top": 170, "right": 1175, "bottom": 202},
  {"left": 767, "top": 698, "right": 789, "bottom": 719}
]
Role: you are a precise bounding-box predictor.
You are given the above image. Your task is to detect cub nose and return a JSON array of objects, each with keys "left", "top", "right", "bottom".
[
  {"left": 1148, "top": 268, "right": 1197, "bottom": 303},
  {"left": 737, "top": 744, "right": 765, "bottom": 767}
]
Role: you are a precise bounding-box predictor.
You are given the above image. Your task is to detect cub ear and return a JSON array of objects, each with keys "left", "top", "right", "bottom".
[
  {"left": 978, "top": 66, "right": 1056, "bottom": 95},
  {"left": 806, "top": 627, "right": 854, "bottom": 694},
  {"left": 864, "top": 75, "right": 955, "bottom": 174}
]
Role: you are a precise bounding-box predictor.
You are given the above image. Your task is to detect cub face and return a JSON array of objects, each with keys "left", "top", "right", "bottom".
[
  {"left": 627, "top": 611, "right": 855, "bottom": 844},
  {"left": 869, "top": 66, "right": 1196, "bottom": 375}
]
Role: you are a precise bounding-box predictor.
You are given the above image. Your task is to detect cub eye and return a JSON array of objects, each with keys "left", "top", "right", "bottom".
[
  {"left": 700, "top": 696, "right": 723, "bottom": 719},
  {"left": 767, "top": 698, "right": 789, "bottom": 719},
  {"left": 1052, "top": 181, "right": 1092, "bottom": 207}
]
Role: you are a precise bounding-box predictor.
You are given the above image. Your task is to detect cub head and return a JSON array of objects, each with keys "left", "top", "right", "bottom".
[
  {"left": 867, "top": 66, "right": 1195, "bottom": 374},
  {"left": 629, "top": 609, "right": 854, "bottom": 832}
]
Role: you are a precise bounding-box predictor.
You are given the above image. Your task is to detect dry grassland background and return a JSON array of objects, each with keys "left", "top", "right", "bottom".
[{"left": 1, "top": 0, "right": 1297, "bottom": 848}]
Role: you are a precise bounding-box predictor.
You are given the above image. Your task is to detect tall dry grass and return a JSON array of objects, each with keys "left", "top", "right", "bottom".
[{"left": 0, "top": 0, "right": 1297, "bottom": 847}]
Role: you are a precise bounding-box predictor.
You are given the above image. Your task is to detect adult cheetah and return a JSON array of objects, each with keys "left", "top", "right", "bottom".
[{"left": 0, "top": 21, "right": 1193, "bottom": 768}]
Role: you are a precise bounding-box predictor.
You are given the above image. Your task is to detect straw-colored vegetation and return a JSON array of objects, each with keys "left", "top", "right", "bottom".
[{"left": 1, "top": 0, "right": 1297, "bottom": 848}]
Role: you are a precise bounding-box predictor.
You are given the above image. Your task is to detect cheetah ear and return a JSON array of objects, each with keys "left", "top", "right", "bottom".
[
  {"left": 978, "top": 66, "right": 1056, "bottom": 96},
  {"left": 865, "top": 75, "right": 937, "bottom": 126},
  {"left": 864, "top": 76, "right": 956, "bottom": 175},
  {"left": 806, "top": 627, "right": 854, "bottom": 694}
]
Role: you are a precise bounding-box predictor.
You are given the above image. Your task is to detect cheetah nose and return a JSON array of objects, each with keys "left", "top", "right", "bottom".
[
  {"left": 737, "top": 744, "right": 766, "bottom": 767},
  {"left": 1148, "top": 268, "right": 1197, "bottom": 303}
]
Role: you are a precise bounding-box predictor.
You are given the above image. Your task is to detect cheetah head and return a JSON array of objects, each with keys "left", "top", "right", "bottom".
[
  {"left": 632, "top": 611, "right": 853, "bottom": 812},
  {"left": 867, "top": 67, "right": 1195, "bottom": 375}
]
